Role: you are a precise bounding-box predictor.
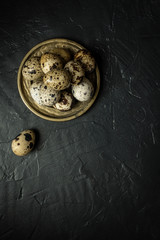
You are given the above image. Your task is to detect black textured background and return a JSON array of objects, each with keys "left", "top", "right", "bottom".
[{"left": 0, "top": 0, "right": 160, "bottom": 239}]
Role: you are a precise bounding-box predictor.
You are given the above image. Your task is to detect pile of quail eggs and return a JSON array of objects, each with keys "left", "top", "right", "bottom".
[{"left": 22, "top": 48, "right": 96, "bottom": 111}]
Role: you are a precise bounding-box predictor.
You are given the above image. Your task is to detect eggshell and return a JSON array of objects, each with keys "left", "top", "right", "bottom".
[
  {"left": 74, "top": 49, "right": 96, "bottom": 72},
  {"left": 53, "top": 91, "right": 73, "bottom": 111},
  {"left": 64, "top": 60, "right": 85, "bottom": 85},
  {"left": 30, "top": 82, "right": 60, "bottom": 106},
  {"left": 40, "top": 84, "right": 61, "bottom": 106},
  {"left": 40, "top": 53, "right": 63, "bottom": 74},
  {"left": 11, "top": 130, "right": 35, "bottom": 156},
  {"left": 72, "top": 77, "right": 94, "bottom": 102},
  {"left": 43, "top": 69, "right": 71, "bottom": 90},
  {"left": 30, "top": 81, "right": 43, "bottom": 105},
  {"left": 22, "top": 57, "right": 43, "bottom": 81}
]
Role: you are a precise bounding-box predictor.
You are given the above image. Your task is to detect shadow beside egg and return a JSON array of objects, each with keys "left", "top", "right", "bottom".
[{"left": 30, "top": 128, "right": 40, "bottom": 152}]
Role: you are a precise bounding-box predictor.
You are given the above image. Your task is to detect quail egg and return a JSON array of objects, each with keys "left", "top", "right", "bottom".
[
  {"left": 29, "top": 81, "right": 43, "bottom": 105},
  {"left": 53, "top": 91, "right": 73, "bottom": 111},
  {"left": 74, "top": 49, "right": 96, "bottom": 72},
  {"left": 40, "top": 53, "right": 63, "bottom": 74},
  {"left": 39, "top": 84, "right": 61, "bottom": 106},
  {"left": 72, "top": 77, "right": 94, "bottom": 102},
  {"left": 11, "top": 129, "right": 35, "bottom": 156},
  {"left": 22, "top": 57, "right": 43, "bottom": 81},
  {"left": 30, "top": 82, "right": 60, "bottom": 106},
  {"left": 64, "top": 60, "right": 85, "bottom": 85},
  {"left": 43, "top": 69, "right": 71, "bottom": 90}
]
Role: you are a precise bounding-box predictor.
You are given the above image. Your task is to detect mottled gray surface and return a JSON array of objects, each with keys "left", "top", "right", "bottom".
[{"left": 0, "top": 0, "right": 160, "bottom": 239}]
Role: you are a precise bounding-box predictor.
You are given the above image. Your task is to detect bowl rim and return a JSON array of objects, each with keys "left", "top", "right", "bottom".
[{"left": 17, "top": 38, "right": 100, "bottom": 122}]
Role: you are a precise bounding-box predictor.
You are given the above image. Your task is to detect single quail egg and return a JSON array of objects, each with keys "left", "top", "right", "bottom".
[
  {"left": 40, "top": 53, "right": 63, "bottom": 74},
  {"left": 39, "top": 84, "right": 60, "bottom": 106},
  {"left": 64, "top": 60, "right": 85, "bottom": 85},
  {"left": 43, "top": 69, "right": 71, "bottom": 90},
  {"left": 22, "top": 57, "right": 43, "bottom": 81},
  {"left": 30, "top": 82, "right": 60, "bottom": 106},
  {"left": 74, "top": 49, "right": 96, "bottom": 72},
  {"left": 11, "top": 129, "right": 35, "bottom": 156},
  {"left": 72, "top": 77, "right": 94, "bottom": 102},
  {"left": 53, "top": 91, "right": 73, "bottom": 111},
  {"left": 29, "top": 81, "right": 43, "bottom": 105}
]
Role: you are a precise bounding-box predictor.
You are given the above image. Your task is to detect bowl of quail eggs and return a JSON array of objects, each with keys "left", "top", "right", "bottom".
[{"left": 17, "top": 38, "right": 100, "bottom": 121}]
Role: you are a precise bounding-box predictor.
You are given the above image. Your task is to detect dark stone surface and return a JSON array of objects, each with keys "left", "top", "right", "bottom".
[{"left": 0, "top": 0, "right": 160, "bottom": 239}]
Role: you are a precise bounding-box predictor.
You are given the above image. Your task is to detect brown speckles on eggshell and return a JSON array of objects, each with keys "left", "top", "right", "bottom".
[
  {"left": 64, "top": 60, "right": 85, "bottom": 85},
  {"left": 31, "top": 82, "right": 60, "bottom": 106},
  {"left": 74, "top": 49, "right": 96, "bottom": 72},
  {"left": 24, "top": 133, "right": 32, "bottom": 141},
  {"left": 43, "top": 69, "right": 71, "bottom": 90},
  {"left": 53, "top": 91, "right": 73, "bottom": 111},
  {"left": 72, "top": 77, "right": 94, "bottom": 102},
  {"left": 40, "top": 53, "right": 63, "bottom": 74},
  {"left": 22, "top": 57, "right": 43, "bottom": 81}
]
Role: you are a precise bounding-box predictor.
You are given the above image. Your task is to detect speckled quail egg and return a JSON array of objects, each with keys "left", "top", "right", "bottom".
[
  {"left": 64, "top": 60, "right": 85, "bottom": 85},
  {"left": 40, "top": 53, "right": 63, "bottom": 74},
  {"left": 39, "top": 84, "right": 60, "bottom": 106},
  {"left": 11, "top": 129, "right": 35, "bottom": 156},
  {"left": 53, "top": 91, "right": 73, "bottom": 111},
  {"left": 22, "top": 57, "right": 43, "bottom": 81},
  {"left": 30, "top": 82, "right": 60, "bottom": 106},
  {"left": 74, "top": 49, "right": 96, "bottom": 72},
  {"left": 29, "top": 81, "right": 43, "bottom": 105},
  {"left": 43, "top": 69, "right": 71, "bottom": 90},
  {"left": 72, "top": 77, "right": 94, "bottom": 102}
]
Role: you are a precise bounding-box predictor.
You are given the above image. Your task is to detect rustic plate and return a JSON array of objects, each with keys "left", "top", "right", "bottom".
[{"left": 17, "top": 38, "right": 100, "bottom": 121}]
